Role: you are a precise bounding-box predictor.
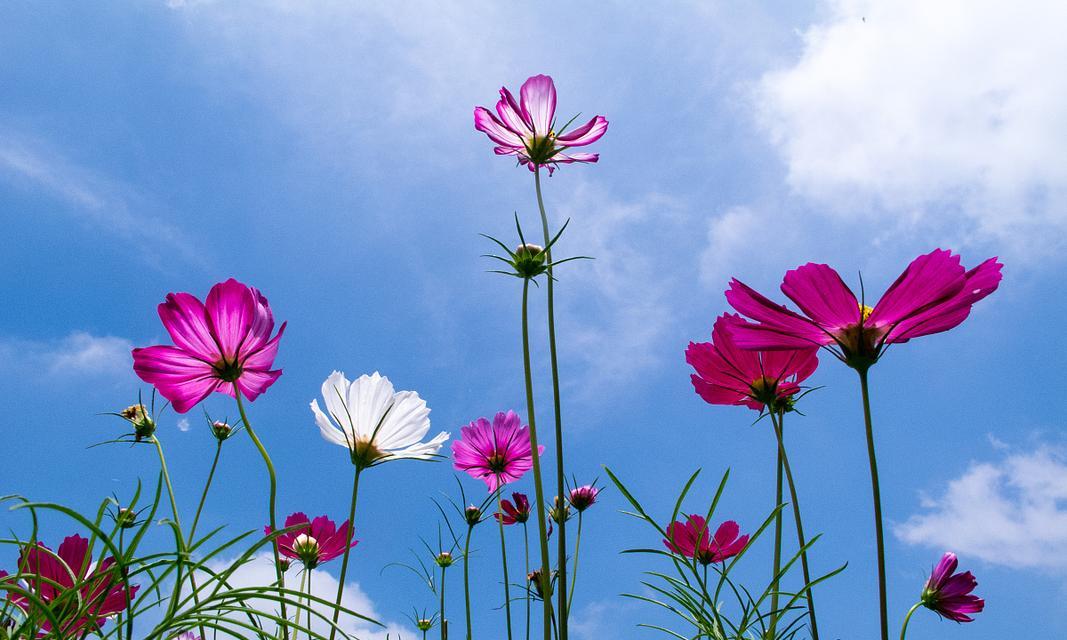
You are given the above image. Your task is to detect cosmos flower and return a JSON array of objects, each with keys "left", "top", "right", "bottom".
[
  {"left": 920, "top": 552, "right": 984, "bottom": 623},
  {"left": 663, "top": 516, "right": 749, "bottom": 566},
  {"left": 686, "top": 313, "right": 819, "bottom": 412},
  {"left": 6, "top": 534, "right": 138, "bottom": 636},
  {"left": 265, "top": 512, "right": 357, "bottom": 569},
  {"left": 474, "top": 74, "right": 608, "bottom": 174},
  {"left": 725, "top": 250, "right": 1002, "bottom": 369},
  {"left": 133, "top": 279, "right": 286, "bottom": 413},
  {"left": 567, "top": 485, "right": 600, "bottom": 512},
  {"left": 452, "top": 410, "right": 544, "bottom": 491},
  {"left": 311, "top": 371, "right": 449, "bottom": 469},
  {"left": 496, "top": 493, "right": 531, "bottom": 525}
]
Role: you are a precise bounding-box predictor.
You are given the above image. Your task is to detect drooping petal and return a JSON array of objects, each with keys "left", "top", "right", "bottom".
[
  {"left": 311, "top": 398, "right": 350, "bottom": 448},
  {"left": 556, "top": 115, "right": 608, "bottom": 147},
  {"left": 132, "top": 345, "right": 219, "bottom": 413},
  {"left": 726, "top": 279, "right": 832, "bottom": 349},
  {"left": 520, "top": 74, "right": 557, "bottom": 136},
  {"left": 781, "top": 263, "right": 861, "bottom": 330}
]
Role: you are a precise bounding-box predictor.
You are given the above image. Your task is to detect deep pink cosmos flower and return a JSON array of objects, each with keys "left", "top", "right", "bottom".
[
  {"left": 921, "top": 553, "right": 984, "bottom": 623},
  {"left": 567, "top": 485, "right": 600, "bottom": 512},
  {"left": 474, "top": 74, "right": 608, "bottom": 174},
  {"left": 265, "top": 512, "right": 357, "bottom": 569},
  {"left": 133, "top": 278, "right": 286, "bottom": 413},
  {"left": 687, "top": 313, "right": 819, "bottom": 412},
  {"left": 452, "top": 410, "right": 544, "bottom": 491},
  {"left": 496, "top": 493, "right": 531, "bottom": 525},
  {"left": 725, "top": 249, "right": 1002, "bottom": 369},
  {"left": 663, "top": 516, "right": 748, "bottom": 566},
  {"left": 6, "top": 535, "right": 137, "bottom": 636}
]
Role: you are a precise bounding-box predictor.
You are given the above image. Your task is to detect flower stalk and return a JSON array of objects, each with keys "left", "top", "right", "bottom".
[
  {"left": 899, "top": 602, "right": 921, "bottom": 640},
  {"left": 498, "top": 499, "right": 514, "bottom": 640},
  {"left": 858, "top": 367, "right": 888, "bottom": 640},
  {"left": 329, "top": 467, "right": 363, "bottom": 640}
]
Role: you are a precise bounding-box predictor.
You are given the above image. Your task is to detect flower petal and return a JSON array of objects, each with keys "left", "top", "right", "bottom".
[
  {"left": 556, "top": 115, "right": 608, "bottom": 147},
  {"left": 781, "top": 263, "right": 860, "bottom": 330},
  {"left": 204, "top": 279, "right": 256, "bottom": 361},
  {"left": 474, "top": 106, "right": 524, "bottom": 148},
  {"left": 520, "top": 74, "right": 556, "bottom": 136},
  {"left": 157, "top": 292, "right": 221, "bottom": 362},
  {"left": 726, "top": 279, "right": 832, "bottom": 348},
  {"left": 132, "top": 345, "right": 219, "bottom": 413}
]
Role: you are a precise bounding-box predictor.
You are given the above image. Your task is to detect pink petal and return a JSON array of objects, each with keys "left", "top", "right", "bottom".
[
  {"left": 781, "top": 263, "right": 860, "bottom": 330},
  {"left": 204, "top": 279, "right": 255, "bottom": 361},
  {"left": 132, "top": 345, "right": 220, "bottom": 414},
  {"left": 474, "top": 106, "right": 524, "bottom": 147},
  {"left": 158, "top": 293, "right": 221, "bottom": 362},
  {"left": 235, "top": 368, "right": 283, "bottom": 403},
  {"left": 726, "top": 279, "right": 832, "bottom": 348},
  {"left": 551, "top": 151, "right": 599, "bottom": 164},
  {"left": 520, "top": 74, "right": 557, "bottom": 136},
  {"left": 556, "top": 115, "right": 608, "bottom": 147},
  {"left": 496, "top": 86, "right": 533, "bottom": 135},
  {"left": 867, "top": 250, "right": 965, "bottom": 328}
]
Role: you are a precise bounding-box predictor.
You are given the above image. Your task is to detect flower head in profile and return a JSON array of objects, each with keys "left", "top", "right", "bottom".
[
  {"left": 266, "top": 512, "right": 357, "bottom": 570},
  {"left": 452, "top": 410, "right": 543, "bottom": 491},
  {"left": 7, "top": 534, "right": 138, "bottom": 636},
  {"left": 687, "top": 313, "right": 819, "bottom": 413},
  {"left": 567, "top": 485, "right": 600, "bottom": 513},
  {"left": 474, "top": 74, "right": 608, "bottom": 174},
  {"left": 725, "top": 250, "right": 1002, "bottom": 370},
  {"left": 664, "top": 516, "right": 748, "bottom": 566},
  {"left": 920, "top": 552, "right": 984, "bottom": 623},
  {"left": 496, "top": 493, "right": 531, "bottom": 525},
  {"left": 311, "top": 371, "right": 449, "bottom": 469},
  {"left": 132, "top": 279, "right": 286, "bottom": 413}
]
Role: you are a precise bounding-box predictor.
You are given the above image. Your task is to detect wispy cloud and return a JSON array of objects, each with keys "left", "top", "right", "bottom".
[
  {"left": 754, "top": 0, "right": 1067, "bottom": 260},
  {"left": 896, "top": 442, "right": 1067, "bottom": 571},
  {"left": 0, "top": 130, "right": 203, "bottom": 269},
  {"left": 0, "top": 331, "right": 134, "bottom": 381}
]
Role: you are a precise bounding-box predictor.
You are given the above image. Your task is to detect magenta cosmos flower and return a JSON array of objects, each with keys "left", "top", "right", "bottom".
[
  {"left": 725, "top": 249, "right": 1002, "bottom": 369},
  {"left": 474, "top": 74, "right": 608, "bottom": 174},
  {"left": 452, "top": 410, "right": 544, "bottom": 491},
  {"left": 920, "top": 552, "right": 984, "bottom": 623},
  {"left": 567, "top": 485, "right": 600, "bottom": 512},
  {"left": 496, "top": 493, "right": 531, "bottom": 525},
  {"left": 687, "top": 313, "right": 819, "bottom": 412},
  {"left": 133, "top": 278, "right": 286, "bottom": 413},
  {"left": 664, "top": 517, "right": 748, "bottom": 566},
  {"left": 265, "top": 512, "right": 357, "bottom": 570},
  {"left": 6, "top": 535, "right": 137, "bottom": 635}
]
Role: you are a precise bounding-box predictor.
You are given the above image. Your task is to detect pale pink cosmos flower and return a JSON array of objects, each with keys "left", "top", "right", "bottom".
[
  {"left": 265, "top": 512, "right": 357, "bottom": 570},
  {"left": 663, "top": 516, "right": 748, "bottom": 566},
  {"left": 452, "top": 410, "right": 544, "bottom": 491},
  {"left": 133, "top": 278, "right": 285, "bottom": 413},
  {"left": 474, "top": 74, "right": 608, "bottom": 174},
  {"left": 725, "top": 249, "right": 1002, "bottom": 369}
]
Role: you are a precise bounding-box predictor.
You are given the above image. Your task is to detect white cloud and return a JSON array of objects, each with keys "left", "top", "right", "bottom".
[
  {"left": 895, "top": 444, "right": 1067, "bottom": 571},
  {"left": 177, "top": 418, "right": 192, "bottom": 433},
  {"left": 203, "top": 552, "right": 411, "bottom": 640},
  {"left": 0, "top": 331, "right": 134, "bottom": 380},
  {"left": 755, "top": 0, "right": 1067, "bottom": 258}
]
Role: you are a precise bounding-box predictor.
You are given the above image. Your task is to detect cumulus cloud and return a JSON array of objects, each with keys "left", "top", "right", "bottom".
[
  {"left": 0, "top": 331, "right": 134, "bottom": 380},
  {"left": 755, "top": 0, "right": 1067, "bottom": 258},
  {"left": 895, "top": 444, "right": 1067, "bottom": 570}
]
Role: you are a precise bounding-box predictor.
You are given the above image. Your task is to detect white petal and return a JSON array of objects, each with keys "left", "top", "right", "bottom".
[
  {"left": 375, "top": 390, "right": 431, "bottom": 450},
  {"left": 320, "top": 371, "right": 352, "bottom": 432},
  {"left": 349, "top": 371, "right": 395, "bottom": 441},
  {"left": 311, "top": 399, "right": 349, "bottom": 448},
  {"left": 389, "top": 431, "right": 450, "bottom": 461}
]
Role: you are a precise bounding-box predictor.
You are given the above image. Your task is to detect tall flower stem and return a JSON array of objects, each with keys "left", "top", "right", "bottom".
[
  {"left": 898, "top": 602, "right": 921, "bottom": 640},
  {"left": 769, "top": 441, "right": 783, "bottom": 638},
  {"left": 463, "top": 524, "right": 474, "bottom": 640},
  {"left": 769, "top": 410, "right": 820, "bottom": 640},
  {"left": 522, "top": 522, "right": 530, "bottom": 640},
  {"left": 188, "top": 440, "right": 223, "bottom": 543},
  {"left": 497, "top": 502, "right": 514, "bottom": 640},
  {"left": 235, "top": 392, "right": 290, "bottom": 640},
  {"left": 329, "top": 467, "right": 363, "bottom": 640},
  {"left": 566, "top": 511, "right": 583, "bottom": 613},
  {"left": 858, "top": 367, "right": 889, "bottom": 640},
  {"left": 520, "top": 276, "right": 555, "bottom": 640},
  {"left": 440, "top": 565, "right": 448, "bottom": 640},
  {"left": 533, "top": 168, "right": 568, "bottom": 638},
  {"left": 297, "top": 569, "right": 308, "bottom": 640}
]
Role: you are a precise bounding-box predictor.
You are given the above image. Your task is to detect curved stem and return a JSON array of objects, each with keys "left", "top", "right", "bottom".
[
  {"left": 769, "top": 438, "right": 783, "bottom": 637},
  {"left": 329, "top": 467, "right": 363, "bottom": 640},
  {"left": 498, "top": 502, "right": 514, "bottom": 640},
  {"left": 770, "top": 410, "right": 820, "bottom": 640},
  {"left": 858, "top": 368, "right": 889, "bottom": 640},
  {"left": 566, "top": 512, "right": 583, "bottom": 614},
  {"left": 188, "top": 441, "right": 223, "bottom": 544},
  {"left": 236, "top": 392, "right": 290, "bottom": 640},
  {"left": 463, "top": 525, "right": 474, "bottom": 640},
  {"left": 899, "top": 602, "right": 922, "bottom": 640},
  {"left": 533, "top": 168, "right": 568, "bottom": 638},
  {"left": 520, "top": 276, "right": 555, "bottom": 640},
  {"left": 440, "top": 565, "right": 448, "bottom": 640}
]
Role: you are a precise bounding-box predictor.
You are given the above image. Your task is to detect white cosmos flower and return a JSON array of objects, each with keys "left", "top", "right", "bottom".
[{"left": 311, "top": 370, "right": 449, "bottom": 468}]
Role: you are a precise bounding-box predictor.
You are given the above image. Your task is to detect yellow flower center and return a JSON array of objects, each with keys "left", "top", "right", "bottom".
[{"left": 859, "top": 304, "right": 874, "bottom": 322}]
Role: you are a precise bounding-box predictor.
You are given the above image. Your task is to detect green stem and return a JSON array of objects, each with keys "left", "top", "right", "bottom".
[
  {"left": 463, "top": 525, "right": 474, "bottom": 640},
  {"left": 520, "top": 276, "right": 555, "bottom": 640},
  {"left": 298, "top": 569, "right": 308, "bottom": 640},
  {"left": 498, "top": 501, "right": 514, "bottom": 640},
  {"left": 523, "top": 522, "right": 530, "bottom": 640},
  {"left": 441, "top": 565, "right": 448, "bottom": 640},
  {"left": 768, "top": 434, "right": 784, "bottom": 637},
  {"left": 899, "top": 602, "right": 921, "bottom": 640},
  {"left": 858, "top": 368, "right": 889, "bottom": 640},
  {"left": 236, "top": 392, "right": 289, "bottom": 640},
  {"left": 329, "top": 467, "right": 363, "bottom": 640},
  {"left": 188, "top": 441, "right": 223, "bottom": 544},
  {"left": 533, "top": 168, "right": 568, "bottom": 638},
  {"left": 769, "top": 410, "right": 820, "bottom": 640},
  {"left": 566, "top": 512, "right": 583, "bottom": 614}
]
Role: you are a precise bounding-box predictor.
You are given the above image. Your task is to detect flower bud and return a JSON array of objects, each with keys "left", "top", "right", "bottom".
[
  {"left": 434, "top": 551, "right": 454, "bottom": 568},
  {"left": 416, "top": 619, "right": 434, "bottom": 632},
  {"left": 513, "top": 243, "right": 549, "bottom": 279},
  {"left": 527, "top": 568, "right": 555, "bottom": 599},
  {"left": 116, "top": 507, "right": 138, "bottom": 529},
  {"left": 211, "top": 420, "right": 233, "bottom": 441},
  {"left": 567, "top": 485, "right": 600, "bottom": 513},
  {"left": 277, "top": 557, "right": 291, "bottom": 573},
  {"left": 464, "top": 505, "right": 482, "bottom": 526},
  {"left": 549, "top": 496, "right": 571, "bottom": 524},
  {"left": 120, "top": 404, "right": 156, "bottom": 440}
]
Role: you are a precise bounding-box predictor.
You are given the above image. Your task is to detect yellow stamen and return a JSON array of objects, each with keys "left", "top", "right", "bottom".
[{"left": 859, "top": 304, "right": 874, "bottom": 322}]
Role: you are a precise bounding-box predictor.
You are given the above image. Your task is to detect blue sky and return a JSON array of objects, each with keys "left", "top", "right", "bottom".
[{"left": 2, "top": 1, "right": 1066, "bottom": 638}]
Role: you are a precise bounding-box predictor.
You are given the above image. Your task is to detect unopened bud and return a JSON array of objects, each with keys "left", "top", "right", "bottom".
[
  {"left": 434, "top": 551, "right": 454, "bottom": 568},
  {"left": 464, "top": 505, "right": 482, "bottom": 526},
  {"left": 211, "top": 420, "right": 232, "bottom": 440}
]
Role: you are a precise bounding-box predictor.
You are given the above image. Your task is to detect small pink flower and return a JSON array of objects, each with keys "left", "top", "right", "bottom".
[
  {"left": 496, "top": 493, "right": 531, "bottom": 525},
  {"left": 663, "top": 516, "right": 748, "bottom": 566},
  {"left": 265, "top": 512, "right": 357, "bottom": 569},
  {"left": 452, "top": 410, "right": 544, "bottom": 491},
  {"left": 687, "top": 313, "right": 819, "bottom": 412},
  {"left": 725, "top": 249, "right": 1002, "bottom": 369},
  {"left": 921, "top": 552, "right": 984, "bottom": 623},
  {"left": 474, "top": 74, "right": 608, "bottom": 174},
  {"left": 567, "top": 485, "right": 600, "bottom": 512},
  {"left": 6, "top": 535, "right": 138, "bottom": 636},
  {"left": 133, "top": 278, "right": 286, "bottom": 413}
]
